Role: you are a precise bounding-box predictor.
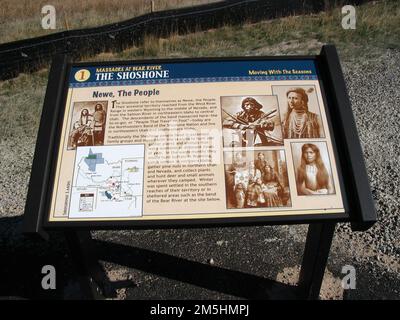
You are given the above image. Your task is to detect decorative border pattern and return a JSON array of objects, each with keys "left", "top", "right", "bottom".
[{"left": 70, "top": 75, "right": 318, "bottom": 88}]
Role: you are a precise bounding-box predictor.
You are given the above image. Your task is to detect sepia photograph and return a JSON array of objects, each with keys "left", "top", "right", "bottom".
[
  {"left": 67, "top": 100, "right": 108, "bottom": 149},
  {"left": 272, "top": 85, "right": 325, "bottom": 139},
  {"left": 291, "top": 142, "right": 335, "bottom": 196},
  {"left": 221, "top": 95, "right": 283, "bottom": 148},
  {"left": 224, "top": 149, "right": 291, "bottom": 209}
]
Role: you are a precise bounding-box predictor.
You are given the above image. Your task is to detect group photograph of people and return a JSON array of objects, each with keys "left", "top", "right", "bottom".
[
  {"left": 224, "top": 150, "right": 291, "bottom": 209},
  {"left": 68, "top": 101, "right": 108, "bottom": 149}
]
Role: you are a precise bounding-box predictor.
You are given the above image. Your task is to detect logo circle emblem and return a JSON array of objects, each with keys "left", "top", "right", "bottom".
[{"left": 74, "top": 69, "right": 91, "bottom": 82}]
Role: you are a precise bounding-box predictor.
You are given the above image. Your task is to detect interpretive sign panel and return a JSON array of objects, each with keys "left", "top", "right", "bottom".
[
  {"left": 23, "top": 46, "right": 376, "bottom": 231},
  {"left": 48, "top": 58, "right": 346, "bottom": 224}
]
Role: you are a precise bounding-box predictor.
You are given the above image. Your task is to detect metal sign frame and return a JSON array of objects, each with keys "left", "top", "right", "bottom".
[{"left": 23, "top": 45, "right": 376, "bottom": 235}]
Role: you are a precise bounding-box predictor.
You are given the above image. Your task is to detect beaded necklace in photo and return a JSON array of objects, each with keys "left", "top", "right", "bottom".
[{"left": 288, "top": 110, "right": 307, "bottom": 138}]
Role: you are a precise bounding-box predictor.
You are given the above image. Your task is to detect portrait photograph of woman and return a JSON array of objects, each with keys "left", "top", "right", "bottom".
[{"left": 291, "top": 142, "right": 335, "bottom": 196}]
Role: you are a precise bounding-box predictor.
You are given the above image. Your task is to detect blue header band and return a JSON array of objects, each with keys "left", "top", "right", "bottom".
[{"left": 69, "top": 59, "right": 318, "bottom": 88}]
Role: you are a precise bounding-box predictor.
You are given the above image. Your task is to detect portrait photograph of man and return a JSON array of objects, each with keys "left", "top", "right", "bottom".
[
  {"left": 67, "top": 101, "right": 108, "bottom": 150},
  {"left": 224, "top": 149, "right": 291, "bottom": 209},
  {"left": 221, "top": 95, "right": 283, "bottom": 148},
  {"left": 272, "top": 85, "right": 325, "bottom": 139},
  {"left": 291, "top": 142, "right": 335, "bottom": 196}
]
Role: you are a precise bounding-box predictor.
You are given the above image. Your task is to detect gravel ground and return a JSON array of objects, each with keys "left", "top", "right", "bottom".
[
  {"left": 337, "top": 49, "right": 400, "bottom": 266},
  {"left": 0, "top": 49, "right": 399, "bottom": 300}
]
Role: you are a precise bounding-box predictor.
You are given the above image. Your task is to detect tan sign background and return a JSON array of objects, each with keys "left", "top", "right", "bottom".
[{"left": 48, "top": 79, "right": 344, "bottom": 222}]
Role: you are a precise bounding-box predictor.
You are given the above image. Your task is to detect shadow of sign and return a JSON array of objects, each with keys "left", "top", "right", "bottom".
[{"left": 94, "top": 239, "right": 298, "bottom": 300}]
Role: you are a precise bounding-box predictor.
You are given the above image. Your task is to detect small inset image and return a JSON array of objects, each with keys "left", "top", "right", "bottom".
[
  {"left": 291, "top": 142, "right": 335, "bottom": 196},
  {"left": 68, "top": 101, "right": 108, "bottom": 150},
  {"left": 272, "top": 85, "right": 325, "bottom": 139},
  {"left": 221, "top": 95, "right": 283, "bottom": 148},
  {"left": 79, "top": 193, "right": 95, "bottom": 212},
  {"left": 224, "top": 149, "right": 291, "bottom": 209},
  {"left": 69, "top": 144, "right": 145, "bottom": 219}
]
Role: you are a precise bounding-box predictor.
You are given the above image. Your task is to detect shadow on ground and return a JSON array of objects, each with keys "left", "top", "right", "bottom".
[
  {"left": 0, "top": 216, "right": 299, "bottom": 299},
  {"left": 1, "top": 216, "right": 399, "bottom": 299},
  {"left": 95, "top": 239, "right": 298, "bottom": 299}
]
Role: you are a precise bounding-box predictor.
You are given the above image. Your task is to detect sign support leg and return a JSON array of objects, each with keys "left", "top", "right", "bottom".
[
  {"left": 64, "top": 230, "right": 117, "bottom": 299},
  {"left": 297, "top": 223, "right": 336, "bottom": 300}
]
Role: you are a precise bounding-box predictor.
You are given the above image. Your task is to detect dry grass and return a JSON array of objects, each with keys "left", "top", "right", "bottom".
[
  {"left": 84, "top": 0, "right": 399, "bottom": 62},
  {"left": 0, "top": 0, "right": 219, "bottom": 44}
]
